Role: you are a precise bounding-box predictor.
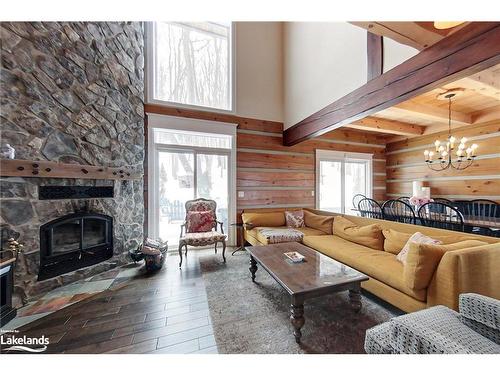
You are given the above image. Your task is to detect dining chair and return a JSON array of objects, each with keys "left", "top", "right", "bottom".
[
  {"left": 358, "top": 198, "right": 384, "bottom": 219},
  {"left": 382, "top": 199, "right": 417, "bottom": 224},
  {"left": 352, "top": 194, "right": 366, "bottom": 210},
  {"left": 418, "top": 202, "right": 465, "bottom": 232},
  {"left": 464, "top": 199, "right": 500, "bottom": 236},
  {"left": 397, "top": 196, "right": 411, "bottom": 205},
  {"left": 433, "top": 197, "right": 454, "bottom": 205},
  {"left": 453, "top": 199, "right": 471, "bottom": 213}
]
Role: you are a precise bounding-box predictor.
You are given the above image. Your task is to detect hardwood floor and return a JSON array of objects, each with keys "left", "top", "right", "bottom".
[{"left": 0, "top": 250, "right": 220, "bottom": 354}]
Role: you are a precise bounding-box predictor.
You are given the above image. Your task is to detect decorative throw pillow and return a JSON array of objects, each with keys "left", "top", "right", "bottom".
[
  {"left": 186, "top": 210, "right": 215, "bottom": 233},
  {"left": 333, "top": 216, "right": 384, "bottom": 250},
  {"left": 285, "top": 210, "right": 305, "bottom": 228},
  {"left": 396, "top": 232, "right": 441, "bottom": 264},
  {"left": 303, "top": 211, "right": 334, "bottom": 234},
  {"left": 403, "top": 240, "right": 489, "bottom": 290}
]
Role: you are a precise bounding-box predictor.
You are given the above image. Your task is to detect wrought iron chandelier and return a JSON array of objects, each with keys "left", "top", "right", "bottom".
[{"left": 423, "top": 91, "right": 478, "bottom": 171}]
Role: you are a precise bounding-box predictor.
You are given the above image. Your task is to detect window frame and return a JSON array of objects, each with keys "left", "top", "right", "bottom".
[
  {"left": 145, "top": 21, "right": 236, "bottom": 114},
  {"left": 315, "top": 150, "right": 373, "bottom": 214}
]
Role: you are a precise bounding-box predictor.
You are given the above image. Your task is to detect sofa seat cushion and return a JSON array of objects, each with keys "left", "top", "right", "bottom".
[
  {"left": 180, "top": 231, "right": 226, "bottom": 246},
  {"left": 247, "top": 226, "right": 327, "bottom": 245},
  {"left": 302, "top": 235, "right": 426, "bottom": 301}
]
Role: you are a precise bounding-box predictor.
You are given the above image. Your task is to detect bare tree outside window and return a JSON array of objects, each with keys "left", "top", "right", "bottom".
[{"left": 153, "top": 22, "right": 231, "bottom": 111}]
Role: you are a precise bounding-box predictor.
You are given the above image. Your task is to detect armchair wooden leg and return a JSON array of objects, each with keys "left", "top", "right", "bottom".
[
  {"left": 222, "top": 241, "right": 226, "bottom": 263},
  {"left": 184, "top": 244, "right": 188, "bottom": 257},
  {"left": 214, "top": 242, "right": 217, "bottom": 254},
  {"left": 178, "top": 243, "right": 183, "bottom": 268}
]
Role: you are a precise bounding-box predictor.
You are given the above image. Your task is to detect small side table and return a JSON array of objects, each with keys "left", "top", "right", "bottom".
[{"left": 230, "top": 223, "right": 247, "bottom": 255}]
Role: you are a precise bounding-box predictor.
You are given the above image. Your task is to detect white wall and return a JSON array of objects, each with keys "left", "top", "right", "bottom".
[
  {"left": 283, "top": 22, "right": 420, "bottom": 129},
  {"left": 383, "top": 37, "right": 419, "bottom": 73},
  {"left": 283, "top": 22, "right": 367, "bottom": 129},
  {"left": 235, "top": 22, "right": 283, "bottom": 122}
]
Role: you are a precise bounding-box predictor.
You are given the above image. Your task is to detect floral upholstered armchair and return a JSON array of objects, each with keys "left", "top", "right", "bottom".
[{"left": 178, "top": 198, "right": 227, "bottom": 267}]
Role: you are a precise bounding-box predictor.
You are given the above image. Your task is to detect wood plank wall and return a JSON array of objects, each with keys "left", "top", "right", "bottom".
[
  {"left": 385, "top": 120, "right": 500, "bottom": 202},
  {"left": 236, "top": 123, "right": 387, "bottom": 211},
  {"left": 144, "top": 105, "right": 388, "bottom": 219}
]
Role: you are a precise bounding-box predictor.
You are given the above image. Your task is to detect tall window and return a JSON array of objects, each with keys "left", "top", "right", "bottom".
[
  {"left": 316, "top": 150, "right": 372, "bottom": 215},
  {"left": 147, "top": 22, "right": 233, "bottom": 111}
]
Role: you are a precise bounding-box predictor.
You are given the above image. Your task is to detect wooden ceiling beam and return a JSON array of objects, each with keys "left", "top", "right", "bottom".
[
  {"left": 367, "top": 32, "right": 383, "bottom": 80},
  {"left": 283, "top": 22, "right": 500, "bottom": 146},
  {"left": 344, "top": 116, "right": 425, "bottom": 136},
  {"left": 391, "top": 101, "right": 473, "bottom": 125}
]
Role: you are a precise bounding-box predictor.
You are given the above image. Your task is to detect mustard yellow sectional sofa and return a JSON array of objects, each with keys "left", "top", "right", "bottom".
[{"left": 241, "top": 208, "right": 500, "bottom": 313}]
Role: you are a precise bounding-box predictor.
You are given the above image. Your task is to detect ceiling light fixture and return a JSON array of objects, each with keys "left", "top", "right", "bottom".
[
  {"left": 424, "top": 90, "right": 478, "bottom": 171},
  {"left": 433, "top": 21, "right": 465, "bottom": 30}
]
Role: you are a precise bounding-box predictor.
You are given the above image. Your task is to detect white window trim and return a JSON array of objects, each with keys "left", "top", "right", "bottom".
[
  {"left": 315, "top": 149, "right": 373, "bottom": 213},
  {"left": 145, "top": 22, "right": 236, "bottom": 114},
  {"left": 147, "top": 113, "right": 237, "bottom": 247}
]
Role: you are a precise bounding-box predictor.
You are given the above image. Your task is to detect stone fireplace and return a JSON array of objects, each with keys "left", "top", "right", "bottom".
[{"left": 0, "top": 22, "right": 145, "bottom": 305}]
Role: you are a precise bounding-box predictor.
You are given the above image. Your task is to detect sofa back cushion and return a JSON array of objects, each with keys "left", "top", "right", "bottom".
[
  {"left": 383, "top": 228, "right": 478, "bottom": 255},
  {"left": 304, "top": 211, "right": 334, "bottom": 234},
  {"left": 404, "top": 240, "right": 489, "bottom": 291},
  {"left": 242, "top": 212, "right": 286, "bottom": 228},
  {"left": 333, "top": 216, "right": 384, "bottom": 250}
]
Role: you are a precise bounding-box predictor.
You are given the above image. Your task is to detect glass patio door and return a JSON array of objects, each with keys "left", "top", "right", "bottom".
[{"left": 156, "top": 149, "right": 229, "bottom": 245}]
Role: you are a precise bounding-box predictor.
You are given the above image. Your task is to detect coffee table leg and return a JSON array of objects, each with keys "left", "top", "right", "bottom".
[
  {"left": 290, "top": 303, "right": 305, "bottom": 343},
  {"left": 349, "top": 287, "right": 362, "bottom": 312},
  {"left": 249, "top": 256, "right": 258, "bottom": 282}
]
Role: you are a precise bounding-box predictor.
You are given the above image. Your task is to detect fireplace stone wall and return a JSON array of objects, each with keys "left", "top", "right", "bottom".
[{"left": 0, "top": 22, "right": 145, "bottom": 305}]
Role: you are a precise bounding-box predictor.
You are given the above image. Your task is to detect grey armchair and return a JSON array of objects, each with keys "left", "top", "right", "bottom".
[{"left": 365, "top": 293, "right": 500, "bottom": 354}]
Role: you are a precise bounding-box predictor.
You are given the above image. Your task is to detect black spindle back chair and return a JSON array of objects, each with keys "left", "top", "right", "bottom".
[
  {"left": 418, "top": 202, "right": 465, "bottom": 232},
  {"left": 397, "top": 196, "right": 411, "bottom": 205},
  {"left": 357, "top": 198, "right": 383, "bottom": 219},
  {"left": 352, "top": 194, "right": 366, "bottom": 211},
  {"left": 453, "top": 200, "right": 471, "bottom": 214},
  {"left": 382, "top": 199, "right": 417, "bottom": 224},
  {"left": 469, "top": 199, "right": 500, "bottom": 219},
  {"left": 433, "top": 197, "right": 454, "bottom": 205}
]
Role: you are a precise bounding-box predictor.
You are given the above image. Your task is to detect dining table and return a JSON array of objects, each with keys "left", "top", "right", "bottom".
[{"left": 350, "top": 208, "right": 500, "bottom": 230}]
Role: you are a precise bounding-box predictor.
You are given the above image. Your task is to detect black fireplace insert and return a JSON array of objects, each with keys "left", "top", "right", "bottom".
[{"left": 38, "top": 212, "right": 113, "bottom": 281}]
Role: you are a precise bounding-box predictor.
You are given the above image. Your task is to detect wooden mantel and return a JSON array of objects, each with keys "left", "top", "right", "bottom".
[
  {"left": 0, "top": 159, "right": 142, "bottom": 180},
  {"left": 283, "top": 22, "right": 500, "bottom": 146}
]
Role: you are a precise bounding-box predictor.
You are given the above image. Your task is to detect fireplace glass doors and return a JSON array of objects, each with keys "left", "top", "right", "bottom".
[{"left": 38, "top": 212, "right": 113, "bottom": 280}]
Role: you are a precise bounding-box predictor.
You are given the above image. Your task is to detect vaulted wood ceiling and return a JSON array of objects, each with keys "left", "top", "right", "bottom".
[{"left": 343, "top": 63, "right": 500, "bottom": 142}]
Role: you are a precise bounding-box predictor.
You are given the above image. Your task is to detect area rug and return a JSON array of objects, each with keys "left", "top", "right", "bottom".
[{"left": 199, "top": 252, "right": 400, "bottom": 354}]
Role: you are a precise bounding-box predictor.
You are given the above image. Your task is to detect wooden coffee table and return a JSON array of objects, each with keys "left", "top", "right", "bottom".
[{"left": 247, "top": 242, "right": 368, "bottom": 343}]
